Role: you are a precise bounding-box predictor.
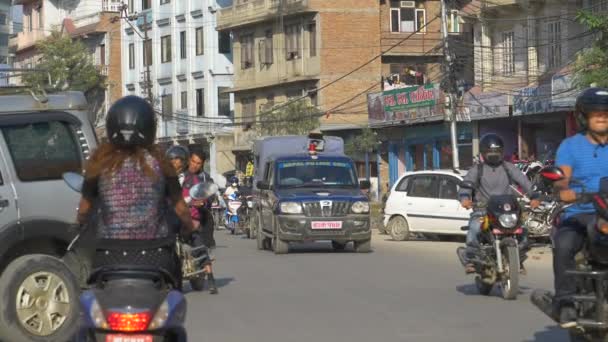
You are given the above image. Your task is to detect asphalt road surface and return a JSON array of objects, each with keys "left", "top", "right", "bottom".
[{"left": 185, "top": 231, "right": 567, "bottom": 342}]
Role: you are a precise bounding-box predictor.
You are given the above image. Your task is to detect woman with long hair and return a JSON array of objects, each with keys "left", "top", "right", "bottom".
[{"left": 76, "top": 96, "right": 196, "bottom": 284}]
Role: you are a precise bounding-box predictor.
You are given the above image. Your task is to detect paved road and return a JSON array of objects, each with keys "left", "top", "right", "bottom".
[{"left": 185, "top": 231, "right": 567, "bottom": 342}]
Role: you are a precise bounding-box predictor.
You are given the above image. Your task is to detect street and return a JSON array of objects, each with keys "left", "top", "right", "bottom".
[{"left": 185, "top": 230, "right": 566, "bottom": 342}]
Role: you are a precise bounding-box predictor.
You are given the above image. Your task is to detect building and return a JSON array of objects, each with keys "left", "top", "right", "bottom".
[
  {"left": 217, "top": 0, "right": 382, "bottom": 170},
  {"left": 10, "top": 0, "right": 124, "bottom": 128},
  {"left": 121, "top": 0, "right": 235, "bottom": 180},
  {"left": 0, "top": 0, "right": 10, "bottom": 66}
]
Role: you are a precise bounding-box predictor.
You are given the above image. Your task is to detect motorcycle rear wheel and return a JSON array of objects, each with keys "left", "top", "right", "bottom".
[{"left": 500, "top": 245, "right": 520, "bottom": 300}]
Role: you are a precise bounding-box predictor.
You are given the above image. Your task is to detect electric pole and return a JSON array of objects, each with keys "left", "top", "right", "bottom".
[
  {"left": 441, "top": 0, "right": 460, "bottom": 170},
  {"left": 121, "top": 4, "right": 153, "bottom": 104}
]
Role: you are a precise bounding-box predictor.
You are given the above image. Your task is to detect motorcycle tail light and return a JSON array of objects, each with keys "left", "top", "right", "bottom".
[
  {"left": 106, "top": 311, "right": 151, "bottom": 332},
  {"left": 598, "top": 222, "right": 608, "bottom": 235}
]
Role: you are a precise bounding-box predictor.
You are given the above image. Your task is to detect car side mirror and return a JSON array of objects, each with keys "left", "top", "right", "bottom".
[
  {"left": 360, "top": 180, "right": 371, "bottom": 190},
  {"left": 257, "top": 180, "right": 271, "bottom": 190},
  {"left": 63, "top": 172, "right": 84, "bottom": 193},
  {"left": 459, "top": 180, "right": 476, "bottom": 190}
]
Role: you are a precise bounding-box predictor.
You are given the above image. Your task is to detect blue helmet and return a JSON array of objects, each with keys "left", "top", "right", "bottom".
[{"left": 229, "top": 176, "right": 239, "bottom": 185}]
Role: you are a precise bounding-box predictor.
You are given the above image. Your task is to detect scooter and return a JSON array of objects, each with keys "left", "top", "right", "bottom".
[{"left": 225, "top": 192, "right": 243, "bottom": 235}]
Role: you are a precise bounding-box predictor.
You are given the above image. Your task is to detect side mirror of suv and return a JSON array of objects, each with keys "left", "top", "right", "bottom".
[
  {"left": 257, "top": 180, "right": 271, "bottom": 190},
  {"left": 63, "top": 172, "right": 84, "bottom": 193},
  {"left": 360, "top": 180, "right": 371, "bottom": 190}
]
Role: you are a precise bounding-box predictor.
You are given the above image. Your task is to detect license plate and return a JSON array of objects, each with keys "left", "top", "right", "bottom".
[
  {"left": 311, "top": 221, "right": 342, "bottom": 229},
  {"left": 106, "top": 335, "right": 153, "bottom": 342}
]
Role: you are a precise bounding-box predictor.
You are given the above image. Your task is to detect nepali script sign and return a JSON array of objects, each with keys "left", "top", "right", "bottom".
[{"left": 383, "top": 84, "right": 437, "bottom": 112}]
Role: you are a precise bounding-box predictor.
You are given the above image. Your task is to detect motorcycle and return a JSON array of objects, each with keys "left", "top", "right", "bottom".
[
  {"left": 531, "top": 166, "right": 608, "bottom": 341},
  {"left": 456, "top": 180, "right": 527, "bottom": 300},
  {"left": 225, "top": 192, "right": 243, "bottom": 235}
]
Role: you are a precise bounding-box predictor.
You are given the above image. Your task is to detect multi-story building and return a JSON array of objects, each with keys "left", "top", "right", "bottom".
[
  {"left": 217, "top": 0, "right": 382, "bottom": 169},
  {"left": 10, "top": 0, "right": 123, "bottom": 129},
  {"left": 0, "top": 0, "right": 10, "bottom": 66},
  {"left": 121, "top": 0, "right": 235, "bottom": 179},
  {"left": 464, "top": 0, "right": 605, "bottom": 161}
]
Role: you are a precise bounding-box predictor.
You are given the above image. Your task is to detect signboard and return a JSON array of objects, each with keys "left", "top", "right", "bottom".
[
  {"left": 462, "top": 88, "right": 510, "bottom": 120},
  {"left": 551, "top": 73, "right": 577, "bottom": 110},
  {"left": 513, "top": 85, "right": 552, "bottom": 116},
  {"left": 383, "top": 84, "right": 438, "bottom": 112}
]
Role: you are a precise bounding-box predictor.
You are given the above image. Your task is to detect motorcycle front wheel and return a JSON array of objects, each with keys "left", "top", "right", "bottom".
[{"left": 500, "top": 245, "right": 520, "bottom": 300}]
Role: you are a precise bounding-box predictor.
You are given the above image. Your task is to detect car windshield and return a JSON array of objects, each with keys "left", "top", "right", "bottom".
[{"left": 276, "top": 160, "right": 358, "bottom": 188}]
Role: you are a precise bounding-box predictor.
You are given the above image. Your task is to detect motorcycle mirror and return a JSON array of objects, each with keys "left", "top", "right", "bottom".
[
  {"left": 539, "top": 166, "right": 565, "bottom": 182},
  {"left": 63, "top": 172, "right": 84, "bottom": 193},
  {"left": 459, "top": 180, "right": 476, "bottom": 190},
  {"left": 189, "top": 182, "right": 219, "bottom": 200}
]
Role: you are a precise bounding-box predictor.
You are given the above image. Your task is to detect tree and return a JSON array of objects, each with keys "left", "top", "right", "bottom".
[
  {"left": 23, "top": 31, "right": 104, "bottom": 93},
  {"left": 257, "top": 100, "right": 321, "bottom": 136},
  {"left": 345, "top": 128, "right": 380, "bottom": 156},
  {"left": 573, "top": 11, "right": 608, "bottom": 88}
]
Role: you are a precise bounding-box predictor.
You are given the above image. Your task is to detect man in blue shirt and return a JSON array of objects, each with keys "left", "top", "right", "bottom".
[{"left": 552, "top": 87, "right": 608, "bottom": 328}]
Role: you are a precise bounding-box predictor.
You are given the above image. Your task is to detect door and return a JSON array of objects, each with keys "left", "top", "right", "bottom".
[
  {"left": 385, "top": 175, "right": 410, "bottom": 217},
  {"left": 0, "top": 149, "right": 18, "bottom": 228},
  {"left": 403, "top": 174, "right": 439, "bottom": 232},
  {"left": 434, "top": 175, "right": 471, "bottom": 234},
  {"left": 259, "top": 161, "right": 275, "bottom": 233}
]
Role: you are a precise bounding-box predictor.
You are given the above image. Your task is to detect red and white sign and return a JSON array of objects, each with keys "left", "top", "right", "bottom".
[
  {"left": 106, "top": 335, "right": 153, "bottom": 342},
  {"left": 311, "top": 221, "right": 343, "bottom": 230}
]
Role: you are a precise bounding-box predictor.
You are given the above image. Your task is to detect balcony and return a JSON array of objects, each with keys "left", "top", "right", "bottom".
[
  {"left": 102, "top": 0, "right": 123, "bottom": 12},
  {"left": 10, "top": 29, "right": 46, "bottom": 53},
  {"left": 217, "top": 0, "right": 312, "bottom": 31}
]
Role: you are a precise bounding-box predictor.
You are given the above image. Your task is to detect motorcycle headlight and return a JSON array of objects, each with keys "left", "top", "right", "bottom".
[
  {"left": 280, "top": 202, "right": 302, "bottom": 214},
  {"left": 498, "top": 213, "right": 518, "bottom": 229},
  {"left": 247, "top": 201, "right": 254, "bottom": 208},
  {"left": 351, "top": 201, "right": 370, "bottom": 214},
  {"left": 148, "top": 299, "right": 170, "bottom": 330}
]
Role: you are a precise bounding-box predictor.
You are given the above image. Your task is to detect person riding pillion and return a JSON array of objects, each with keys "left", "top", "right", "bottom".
[
  {"left": 458, "top": 133, "right": 540, "bottom": 274},
  {"left": 166, "top": 145, "right": 190, "bottom": 186}
]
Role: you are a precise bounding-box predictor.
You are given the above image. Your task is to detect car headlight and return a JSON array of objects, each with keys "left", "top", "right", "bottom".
[
  {"left": 351, "top": 201, "right": 370, "bottom": 214},
  {"left": 280, "top": 202, "right": 302, "bottom": 214},
  {"left": 498, "top": 213, "right": 518, "bottom": 229},
  {"left": 148, "top": 299, "right": 170, "bottom": 330}
]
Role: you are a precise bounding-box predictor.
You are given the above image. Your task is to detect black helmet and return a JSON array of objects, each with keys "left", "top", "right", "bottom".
[
  {"left": 479, "top": 133, "right": 505, "bottom": 166},
  {"left": 106, "top": 96, "right": 156, "bottom": 147},
  {"left": 166, "top": 145, "right": 189, "bottom": 161},
  {"left": 575, "top": 87, "right": 608, "bottom": 130}
]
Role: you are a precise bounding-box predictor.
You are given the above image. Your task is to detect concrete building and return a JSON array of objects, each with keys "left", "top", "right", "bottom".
[
  {"left": 121, "top": 0, "right": 235, "bottom": 180},
  {"left": 0, "top": 0, "right": 10, "bottom": 65},
  {"left": 217, "top": 0, "right": 382, "bottom": 169}
]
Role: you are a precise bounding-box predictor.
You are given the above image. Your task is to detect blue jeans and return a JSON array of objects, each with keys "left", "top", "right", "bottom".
[{"left": 466, "top": 210, "right": 486, "bottom": 247}]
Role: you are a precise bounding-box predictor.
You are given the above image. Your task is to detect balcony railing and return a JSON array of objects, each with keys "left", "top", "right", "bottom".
[
  {"left": 158, "top": 113, "right": 231, "bottom": 139},
  {"left": 102, "top": 0, "right": 123, "bottom": 12},
  {"left": 218, "top": 0, "right": 308, "bottom": 29}
]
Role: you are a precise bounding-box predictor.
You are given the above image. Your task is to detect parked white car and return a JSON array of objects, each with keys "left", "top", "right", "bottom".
[{"left": 383, "top": 170, "right": 472, "bottom": 240}]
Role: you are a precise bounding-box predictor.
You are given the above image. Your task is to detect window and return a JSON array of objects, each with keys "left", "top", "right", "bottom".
[
  {"left": 3, "top": 121, "right": 81, "bottom": 181},
  {"left": 308, "top": 21, "right": 316, "bottom": 57},
  {"left": 128, "top": 43, "right": 135, "bottom": 69},
  {"left": 180, "top": 31, "right": 186, "bottom": 59},
  {"left": 142, "top": 0, "right": 151, "bottom": 10},
  {"left": 389, "top": 64, "right": 425, "bottom": 86},
  {"left": 128, "top": 0, "right": 134, "bottom": 13},
  {"left": 0, "top": 33, "right": 8, "bottom": 47},
  {"left": 390, "top": 1, "right": 426, "bottom": 33},
  {"left": 160, "top": 0, "right": 170, "bottom": 4},
  {"left": 196, "top": 89, "right": 204, "bottom": 117},
  {"left": 27, "top": 9, "right": 32, "bottom": 32},
  {"left": 0, "top": 12, "right": 6, "bottom": 25},
  {"left": 285, "top": 24, "right": 301, "bottom": 59},
  {"left": 591, "top": 0, "right": 608, "bottom": 13},
  {"left": 395, "top": 176, "right": 410, "bottom": 192},
  {"left": 181, "top": 91, "right": 188, "bottom": 109},
  {"left": 447, "top": 10, "right": 460, "bottom": 33},
  {"left": 161, "top": 35, "right": 171, "bottom": 63},
  {"left": 261, "top": 30, "right": 273, "bottom": 64},
  {"left": 407, "top": 175, "right": 437, "bottom": 198},
  {"left": 266, "top": 93, "right": 275, "bottom": 107},
  {"left": 438, "top": 177, "right": 459, "bottom": 200},
  {"left": 547, "top": 21, "right": 562, "bottom": 69},
  {"left": 0, "top": 55, "right": 7, "bottom": 64},
  {"left": 219, "top": 31, "right": 231, "bottom": 54},
  {"left": 196, "top": 27, "right": 204, "bottom": 55},
  {"left": 439, "top": 138, "right": 472, "bottom": 170},
  {"left": 286, "top": 89, "right": 301, "bottom": 99},
  {"left": 161, "top": 94, "right": 173, "bottom": 119},
  {"left": 242, "top": 97, "right": 256, "bottom": 123},
  {"left": 143, "top": 39, "right": 152, "bottom": 66},
  {"left": 240, "top": 34, "right": 254, "bottom": 69},
  {"left": 37, "top": 7, "right": 42, "bottom": 30},
  {"left": 502, "top": 31, "right": 514, "bottom": 75},
  {"left": 218, "top": 87, "right": 231, "bottom": 116},
  {"left": 99, "top": 44, "right": 106, "bottom": 65}
]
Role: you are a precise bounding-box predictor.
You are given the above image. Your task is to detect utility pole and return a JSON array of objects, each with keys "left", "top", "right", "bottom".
[
  {"left": 122, "top": 4, "right": 153, "bottom": 104},
  {"left": 441, "top": 0, "right": 460, "bottom": 170}
]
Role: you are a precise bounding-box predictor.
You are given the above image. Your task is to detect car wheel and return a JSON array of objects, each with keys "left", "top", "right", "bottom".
[
  {"left": 256, "top": 215, "right": 266, "bottom": 250},
  {"left": 0, "top": 254, "right": 80, "bottom": 342},
  {"left": 389, "top": 216, "right": 410, "bottom": 241},
  {"left": 354, "top": 239, "right": 372, "bottom": 253},
  {"left": 331, "top": 241, "right": 346, "bottom": 251}
]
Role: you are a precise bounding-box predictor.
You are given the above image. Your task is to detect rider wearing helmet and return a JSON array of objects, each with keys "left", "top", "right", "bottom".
[
  {"left": 549, "top": 88, "right": 608, "bottom": 328},
  {"left": 166, "top": 145, "right": 189, "bottom": 185},
  {"left": 76, "top": 96, "right": 196, "bottom": 284},
  {"left": 459, "top": 133, "right": 540, "bottom": 274},
  {"left": 224, "top": 176, "right": 240, "bottom": 199}
]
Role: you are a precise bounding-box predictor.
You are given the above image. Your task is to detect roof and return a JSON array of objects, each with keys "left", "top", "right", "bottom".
[
  {"left": 271, "top": 153, "right": 353, "bottom": 162},
  {"left": 0, "top": 91, "right": 89, "bottom": 114}
]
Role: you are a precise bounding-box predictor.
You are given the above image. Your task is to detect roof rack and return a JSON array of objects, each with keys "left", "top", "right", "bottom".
[{"left": 0, "top": 68, "right": 52, "bottom": 103}]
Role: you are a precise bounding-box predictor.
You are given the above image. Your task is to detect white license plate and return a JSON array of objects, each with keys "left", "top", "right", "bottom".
[
  {"left": 311, "top": 221, "right": 343, "bottom": 229},
  {"left": 106, "top": 335, "right": 153, "bottom": 342}
]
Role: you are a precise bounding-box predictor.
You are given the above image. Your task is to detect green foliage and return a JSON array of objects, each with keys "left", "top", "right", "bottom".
[
  {"left": 23, "top": 31, "right": 104, "bottom": 93},
  {"left": 573, "top": 11, "right": 608, "bottom": 88},
  {"left": 258, "top": 100, "right": 321, "bottom": 136},
  {"left": 345, "top": 128, "right": 380, "bottom": 155}
]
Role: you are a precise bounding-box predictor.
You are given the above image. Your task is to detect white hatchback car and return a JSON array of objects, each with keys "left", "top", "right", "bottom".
[{"left": 383, "top": 170, "right": 472, "bottom": 240}]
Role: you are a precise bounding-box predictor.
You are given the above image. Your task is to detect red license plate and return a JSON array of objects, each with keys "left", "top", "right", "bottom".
[
  {"left": 311, "top": 221, "right": 343, "bottom": 229},
  {"left": 106, "top": 335, "right": 153, "bottom": 342}
]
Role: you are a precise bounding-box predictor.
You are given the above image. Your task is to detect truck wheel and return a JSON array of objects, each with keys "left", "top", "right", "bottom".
[
  {"left": 389, "top": 216, "right": 410, "bottom": 241},
  {"left": 256, "top": 216, "right": 266, "bottom": 250},
  {"left": 354, "top": 239, "right": 371, "bottom": 253},
  {"left": 273, "top": 237, "right": 289, "bottom": 254},
  {"left": 0, "top": 254, "right": 80, "bottom": 342}
]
